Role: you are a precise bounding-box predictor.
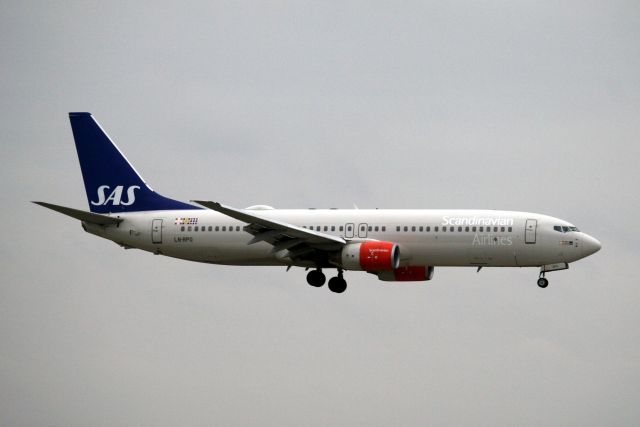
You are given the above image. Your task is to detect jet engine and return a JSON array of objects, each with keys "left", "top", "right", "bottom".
[
  {"left": 341, "top": 241, "right": 400, "bottom": 271},
  {"left": 377, "top": 266, "right": 435, "bottom": 282}
]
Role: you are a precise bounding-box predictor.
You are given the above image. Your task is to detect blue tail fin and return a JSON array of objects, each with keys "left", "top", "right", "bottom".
[{"left": 69, "top": 112, "right": 198, "bottom": 213}]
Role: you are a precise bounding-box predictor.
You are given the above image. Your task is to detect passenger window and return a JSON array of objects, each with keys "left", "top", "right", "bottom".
[
  {"left": 396, "top": 226, "right": 400, "bottom": 232},
  {"left": 404, "top": 226, "right": 408, "bottom": 232},
  {"left": 180, "top": 226, "right": 185, "bottom": 232},
  {"left": 419, "top": 226, "right": 423, "bottom": 232},
  {"left": 368, "top": 226, "right": 372, "bottom": 232},
  {"left": 434, "top": 226, "right": 438, "bottom": 232},
  {"left": 465, "top": 226, "right": 469, "bottom": 232},
  {"left": 479, "top": 226, "right": 483, "bottom": 232},
  {"left": 493, "top": 227, "right": 498, "bottom": 232},
  {"left": 501, "top": 226, "right": 505, "bottom": 232},
  {"left": 508, "top": 227, "right": 512, "bottom": 232},
  {"left": 374, "top": 226, "right": 379, "bottom": 232},
  {"left": 340, "top": 226, "right": 344, "bottom": 231},
  {"left": 382, "top": 226, "right": 386, "bottom": 232},
  {"left": 188, "top": 226, "right": 192, "bottom": 231},
  {"left": 236, "top": 226, "right": 240, "bottom": 231},
  {"left": 442, "top": 227, "right": 447, "bottom": 232},
  {"left": 207, "top": 226, "right": 211, "bottom": 231},
  {"left": 412, "top": 226, "right": 416, "bottom": 232},
  {"left": 426, "top": 226, "right": 430, "bottom": 232},
  {"left": 215, "top": 226, "right": 219, "bottom": 231},
  {"left": 457, "top": 226, "right": 461, "bottom": 232},
  {"left": 472, "top": 226, "right": 476, "bottom": 232},
  {"left": 331, "top": 226, "right": 335, "bottom": 231},
  {"left": 222, "top": 226, "right": 226, "bottom": 231}
]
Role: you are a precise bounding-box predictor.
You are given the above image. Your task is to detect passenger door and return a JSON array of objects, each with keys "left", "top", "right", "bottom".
[
  {"left": 152, "top": 219, "right": 163, "bottom": 244},
  {"left": 525, "top": 219, "right": 537, "bottom": 244}
]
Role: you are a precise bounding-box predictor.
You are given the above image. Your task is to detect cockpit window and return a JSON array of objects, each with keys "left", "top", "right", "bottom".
[{"left": 554, "top": 225, "right": 580, "bottom": 233}]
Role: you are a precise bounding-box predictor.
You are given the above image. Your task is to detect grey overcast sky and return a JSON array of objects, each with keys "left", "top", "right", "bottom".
[{"left": 1, "top": 1, "right": 639, "bottom": 426}]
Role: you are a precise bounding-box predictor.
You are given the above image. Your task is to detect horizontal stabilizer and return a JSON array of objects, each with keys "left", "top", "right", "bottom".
[{"left": 32, "top": 201, "right": 123, "bottom": 225}]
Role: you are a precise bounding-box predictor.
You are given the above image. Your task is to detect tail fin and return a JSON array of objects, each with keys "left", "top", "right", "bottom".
[{"left": 69, "top": 112, "right": 197, "bottom": 213}]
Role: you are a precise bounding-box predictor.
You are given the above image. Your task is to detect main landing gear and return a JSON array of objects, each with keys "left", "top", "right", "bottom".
[
  {"left": 537, "top": 272, "right": 549, "bottom": 288},
  {"left": 306, "top": 269, "right": 347, "bottom": 293},
  {"left": 306, "top": 269, "right": 325, "bottom": 287},
  {"left": 328, "top": 271, "right": 347, "bottom": 294}
]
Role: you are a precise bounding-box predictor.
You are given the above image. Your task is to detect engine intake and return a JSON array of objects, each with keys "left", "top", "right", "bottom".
[{"left": 341, "top": 241, "right": 400, "bottom": 271}]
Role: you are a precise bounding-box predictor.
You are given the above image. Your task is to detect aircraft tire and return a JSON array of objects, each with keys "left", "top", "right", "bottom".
[
  {"left": 537, "top": 277, "right": 549, "bottom": 288},
  {"left": 307, "top": 270, "right": 326, "bottom": 287},
  {"left": 328, "top": 277, "right": 347, "bottom": 293}
]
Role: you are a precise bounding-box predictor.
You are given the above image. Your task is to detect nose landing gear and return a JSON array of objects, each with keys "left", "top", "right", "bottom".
[
  {"left": 537, "top": 272, "right": 549, "bottom": 288},
  {"left": 536, "top": 263, "right": 568, "bottom": 288}
]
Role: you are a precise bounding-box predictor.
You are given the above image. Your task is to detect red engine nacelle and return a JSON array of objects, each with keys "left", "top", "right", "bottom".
[
  {"left": 341, "top": 241, "right": 400, "bottom": 272},
  {"left": 377, "top": 266, "right": 435, "bottom": 282}
]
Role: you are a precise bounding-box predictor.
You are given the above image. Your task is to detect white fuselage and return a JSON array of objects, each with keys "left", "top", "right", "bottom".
[{"left": 83, "top": 208, "right": 598, "bottom": 269}]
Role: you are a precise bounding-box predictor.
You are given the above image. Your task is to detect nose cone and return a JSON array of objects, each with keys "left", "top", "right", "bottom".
[{"left": 582, "top": 234, "right": 602, "bottom": 258}]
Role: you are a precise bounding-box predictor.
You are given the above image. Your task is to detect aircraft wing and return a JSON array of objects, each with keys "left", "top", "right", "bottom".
[{"left": 193, "top": 201, "right": 345, "bottom": 264}]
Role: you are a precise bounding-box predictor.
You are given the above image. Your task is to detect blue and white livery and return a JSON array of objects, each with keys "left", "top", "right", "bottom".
[{"left": 34, "top": 113, "right": 601, "bottom": 293}]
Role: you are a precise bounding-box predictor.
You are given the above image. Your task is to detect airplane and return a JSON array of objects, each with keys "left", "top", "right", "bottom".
[{"left": 34, "top": 112, "right": 601, "bottom": 293}]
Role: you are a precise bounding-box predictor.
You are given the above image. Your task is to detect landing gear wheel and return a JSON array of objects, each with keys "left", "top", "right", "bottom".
[
  {"left": 537, "top": 277, "right": 549, "bottom": 288},
  {"left": 328, "top": 276, "right": 347, "bottom": 293},
  {"left": 306, "top": 269, "right": 326, "bottom": 287}
]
